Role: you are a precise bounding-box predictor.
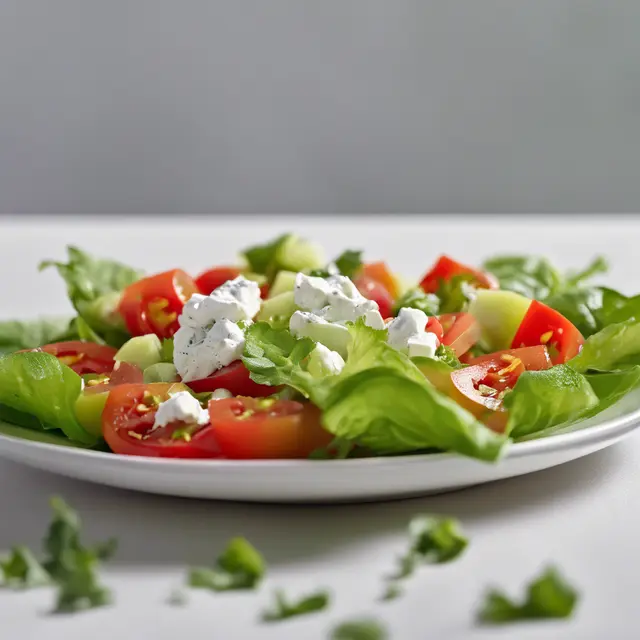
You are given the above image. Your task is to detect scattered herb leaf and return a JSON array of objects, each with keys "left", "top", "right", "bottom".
[
  {"left": 332, "top": 618, "right": 388, "bottom": 640},
  {"left": 0, "top": 546, "right": 50, "bottom": 589},
  {"left": 262, "top": 588, "right": 330, "bottom": 622}
]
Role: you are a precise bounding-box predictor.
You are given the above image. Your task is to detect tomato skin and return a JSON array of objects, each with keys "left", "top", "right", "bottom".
[
  {"left": 185, "top": 360, "right": 276, "bottom": 397},
  {"left": 439, "top": 313, "right": 481, "bottom": 357},
  {"left": 209, "top": 397, "right": 331, "bottom": 459},
  {"left": 195, "top": 266, "right": 241, "bottom": 295},
  {"left": 511, "top": 300, "right": 584, "bottom": 365},
  {"left": 102, "top": 383, "right": 222, "bottom": 458},
  {"left": 464, "top": 345, "right": 552, "bottom": 370},
  {"left": 355, "top": 274, "right": 394, "bottom": 319},
  {"left": 360, "top": 262, "right": 399, "bottom": 299},
  {"left": 420, "top": 255, "right": 498, "bottom": 294},
  {"left": 31, "top": 341, "right": 118, "bottom": 375},
  {"left": 425, "top": 316, "right": 444, "bottom": 343},
  {"left": 118, "top": 269, "right": 199, "bottom": 340}
]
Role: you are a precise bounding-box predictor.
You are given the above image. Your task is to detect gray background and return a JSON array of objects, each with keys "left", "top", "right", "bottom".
[{"left": 2, "top": 0, "right": 639, "bottom": 214}]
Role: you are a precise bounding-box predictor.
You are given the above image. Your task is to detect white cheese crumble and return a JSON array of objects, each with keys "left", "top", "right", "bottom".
[
  {"left": 308, "top": 343, "right": 346, "bottom": 377},
  {"left": 387, "top": 307, "right": 439, "bottom": 359},
  {"left": 173, "top": 276, "right": 261, "bottom": 382},
  {"left": 152, "top": 391, "right": 209, "bottom": 430}
]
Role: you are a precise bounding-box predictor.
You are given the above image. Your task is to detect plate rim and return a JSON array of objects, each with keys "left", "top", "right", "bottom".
[{"left": 0, "top": 399, "right": 639, "bottom": 470}]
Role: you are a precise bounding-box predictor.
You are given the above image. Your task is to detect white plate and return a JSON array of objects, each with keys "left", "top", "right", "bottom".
[{"left": 0, "top": 390, "right": 639, "bottom": 503}]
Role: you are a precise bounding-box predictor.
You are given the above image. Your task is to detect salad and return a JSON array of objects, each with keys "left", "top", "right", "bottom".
[{"left": 0, "top": 234, "right": 639, "bottom": 462}]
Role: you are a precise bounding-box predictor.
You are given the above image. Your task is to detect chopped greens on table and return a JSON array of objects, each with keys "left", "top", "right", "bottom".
[{"left": 0, "top": 235, "right": 635, "bottom": 461}]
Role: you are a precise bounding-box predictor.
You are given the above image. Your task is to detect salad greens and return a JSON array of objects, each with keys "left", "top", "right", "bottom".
[
  {"left": 187, "top": 537, "right": 265, "bottom": 592},
  {"left": 1, "top": 546, "right": 51, "bottom": 589},
  {"left": 478, "top": 566, "right": 579, "bottom": 624},
  {"left": 40, "top": 246, "right": 141, "bottom": 347},
  {"left": 331, "top": 619, "right": 388, "bottom": 640},
  {"left": 0, "top": 317, "right": 77, "bottom": 355},
  {"left": 0, "top": 352, "right": 96, "bottom": 444},
  {"left": 262, "top": 588, "right": 330, "bottom": 622}
]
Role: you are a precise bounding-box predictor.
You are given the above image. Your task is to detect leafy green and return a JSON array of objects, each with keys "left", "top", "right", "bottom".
[
  {"left": 544, "top": 288, "right": 606, "bottom": 338},
  {"left": 569, "top": 319, "right": 640, "bottom": 373},
  {"left": 334, "top": 250, "right": 363, "bottom": 279},
  {"left": 241, "top": 234, "right": 290, "bottom": 277},
  {"left": 243, "top": 322, "right": 318, "bottom": 396},
  {"left": 392, "top": 515, "right": 467, "bottom": 580},
  {"left": 332, "top": 618, "right": 388, "bottom": 640},
  {"left": 43, "top": 497, "right": 116, "bottom": 613},
  {"left": 393, "top": 288, "right": 439, "bottom": 317},
  {"left": 40, "top": 246, "right": 141, "bottom": 347},
  {"left": 188, "top": 537, "right": 265, "bottom": 592},
  {"left": 504, "top": 366, "right": 598, "bottom": 439},
  {"left": 584, "top": 367, "right": 640, "bottom": 417},
  {"left": 1, "top": 546, "right": 50, "bottom": 589},
  {"left": 434, "top": 344, "right": 463, "bottom": 369},
  {"left": 565, "top": 255, "right": 609, "bottom": 287},
  {"left": 0, "top": 352, "right": 95, "bottom": 444},
  {"left": 74, "top": 316, "right": 106, "bottom": 345},
  {"left": 0, "top": 317, "right": 78, "bottom": 355},
  {"left": 436, "top": 274, "right": 475, "bottom": 313},
  {"left": 483, "top": 256, "right": 564, "bottom": 300},
  {"left": 478, "top": 566, "right": 578, "bottom": 624},
  {"left": 243, "top": 321, "right": 509, "bottom": 461},
  {"left": 261, "top": 589, "right": 330, "bottom": 622},
  {"left": 161, "top": 338, "right": 174, "bottom": 363}
]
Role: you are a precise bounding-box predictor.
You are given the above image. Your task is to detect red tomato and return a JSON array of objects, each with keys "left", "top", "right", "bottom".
[
  {"left": 420, "top": 255, "right": 499, "bottom": 294},
  {"left": 425, "top": 316, "right": 444, "bottom": 343},
  {"left": 439, "top": 313, "right": 481, "bottom": 357},
  {"left": 118, "top": 269, "right": 199, "bottom": 340},
  {"left": 102, "top": 383, "right": 222, "bottom": 458},
  {"left": 185, "top": 360, "right": 276, "bottom": 397},
  {"left": 360, "top": 262, "right": 399, "bottom": 299},
  {"left": 511, "top": 300, "right": 584, "bottom": 365},
  {"left": 464, "top": 345, "right": 552, "bottom": 370},
  {"left": 195, "top": 266, "right": 241, "bottom": 295},
  {"left": 209, "top": 397, "right": 331, "bottom": 459},
  {"left": 355, "top": 274, "right": 394, "bottom": 319},
  {"left": 84, "top": 361, "right": 144, "bottom": 394},
  {"left": 32, "top": 341, "right": 118, "bottom": 375}
]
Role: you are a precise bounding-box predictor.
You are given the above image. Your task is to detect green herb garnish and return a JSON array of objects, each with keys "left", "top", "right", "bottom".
[{"left": 261, "top": 588, "right": 330, "bottom": 622}]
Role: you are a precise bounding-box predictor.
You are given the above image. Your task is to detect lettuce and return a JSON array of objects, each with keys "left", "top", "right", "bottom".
[
  {"left": 482, "top": 256, "right": 564, "bottom": 300},
  {"left": 243, "top": 321, "right": 509, "bottom": 462},
  {"left": 40, "top": 246, "right": 142, "bottom": 347},
  {"left": 0, "top": 352, "right": 95, "bottom": 444},
  {"left": 0, "top": 317, "right": 77, "bottom": 355},
  {"left": 583, "top": 367, "right": 640, "bottom": 417},
  {"left": 504, "top": 366, "right": 598, "bottom": 438}
]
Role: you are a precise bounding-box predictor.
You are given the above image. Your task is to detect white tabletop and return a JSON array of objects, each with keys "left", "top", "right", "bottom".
[{"left": 1, "top": 214, "right": 638, "bottom": 640}]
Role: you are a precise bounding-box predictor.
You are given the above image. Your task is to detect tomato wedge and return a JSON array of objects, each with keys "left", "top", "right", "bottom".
[
  {"left": 29, "top": 341, "right": 118, "bottom": 375},
  {"left": 102, "top": 383, "right": 222, "bottom": 458},
  {"left": 420, "top": 255, "right": 498, "bottom": 294},
  {"left": 355, "top": 274, "right": 394, "bottom": 319},
  {"left": 360, "top": 262, "right": 400, "bottom": 299},
  {"left": 118, "top": 269, "right": 199, "bottom": 340},
  {"left": 425, "top": 316, "right": 444, "bottom": 343},
  {"left": 208, "top": 397, "right": 331, "bottom": 459},
  {"left": 439, "top": 313, "right": 481, "bottom": 357},
  {"left": 185, "top": 360, "right": 276, "bottom": 397},
  {"left": 511, "top": 300, "right": 584, "bottom": 365},
  {"left": 464, "top": 345, "right": 552, "bottom": 370},
  {"left": 195, "top": 266, "right": 241, "bottom": 295}
]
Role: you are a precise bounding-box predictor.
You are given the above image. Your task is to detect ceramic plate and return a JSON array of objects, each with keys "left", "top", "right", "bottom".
[{"left": 0, "top": 389, "right": 638, "bottom": 503}]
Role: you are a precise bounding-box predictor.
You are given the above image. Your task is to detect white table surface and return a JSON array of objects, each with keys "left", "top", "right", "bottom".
[{"left": 1, "top": 214, "right": 639, "bottom": 640}]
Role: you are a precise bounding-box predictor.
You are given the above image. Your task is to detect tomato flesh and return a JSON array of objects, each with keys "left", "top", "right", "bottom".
[
  {"left": 355, "top": 274, "right": 394, "bottom": 319},
  {"left": 360, "top": 262, "right": 399, "bottom": 299},
  {"left": 185, "top": 360, "right": 276, "bottom": 397},
  {"left": 420, "top": 255, "right": 498, "bottom": 294},
  {"left": 464, "top": 345, "right": 552, "bottom": 371},
  {"left": 209, "top": 397, "right": 331, "bottom": 459},
  {"left": 195, "top": 266, "right": 242, "bottom": 295},
  {"left": 31, "top": 341, "right": 118, "bottom": 375},
  {"left": 102, "top": 383, "right": 221, "bottom": 458},
  {"left": 118, "top": 269, "right": 199, "bottom": 340},
  {"left": 511, "top": 300, "right": 584, "bottom": 365},
  {"left": 439, "top": 313, "right": 481, "bottom": 357}
]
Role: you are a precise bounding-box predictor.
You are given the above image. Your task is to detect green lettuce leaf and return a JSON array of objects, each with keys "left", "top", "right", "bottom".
[
  {"left": 334, "top": 250, "right": 363, "bottom": 279},
  {"left": 262, "top": 589, "right": 330, "bottom": 622},
  {"left": 242, "top": 234, "right": 290, "bottom": 276},
  {"left": 244, "top": 321, "right": 509, "bottom": 461},
  {"left": 187, "top": 537, "right": 265, "bottom": 592},
  {"left": 40, "top": 246, "right": 141, "bottom": 347},
  {"left": 583, "top": 367, "right": 640, "bottom": 417},
  {"left": 1, "top": 546, "right": 51, "bottom": 589},
  {"left": 0, "top": 352, "right": 95, "bottom": 444},
  {"left": 504, "top": 365, "right": 598, "bottom": 439},
  {"left": 436, "top": 274, "right": 475, "bottom": 313},
  {"left": 569, "top": 319, "right": 640, "bottom": 373},
  {"left": 392, "top": 288, "right": 439, "bottom": 317},
  {"left": 483, "top": 256, "right": 563, "bottom": 299},
  {"left": 331, "top": 619, "right": 388, "bottom": 640},
  {"left": 478, "top": 566, "right": 578, "bottom": 624},
  {"left": 0, "top": 317, "right": 77, "bottom": 355}
]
